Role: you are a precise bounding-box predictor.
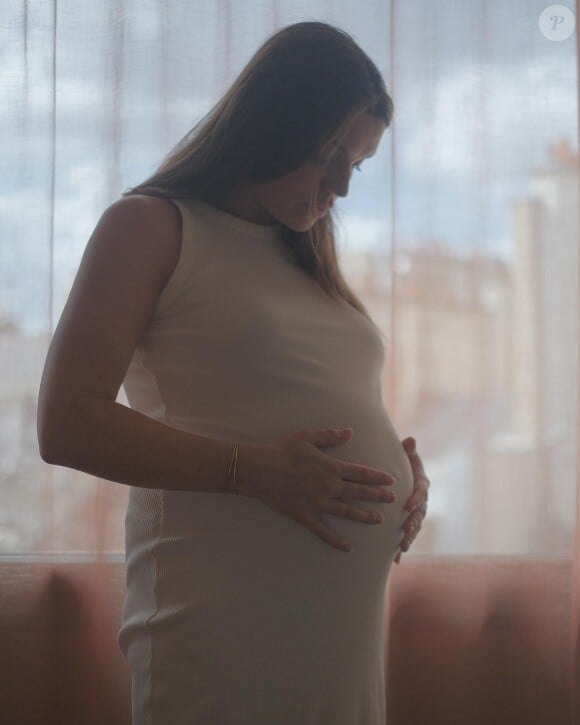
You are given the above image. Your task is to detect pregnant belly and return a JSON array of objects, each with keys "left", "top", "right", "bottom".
[
  {"left": 317, "top": 406, "right": 414, "bottom": 560},
  {"left": 157, "top": 404, "right": 413, "bottom": 619}
]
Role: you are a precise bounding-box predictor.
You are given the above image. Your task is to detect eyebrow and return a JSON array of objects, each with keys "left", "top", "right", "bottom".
[{"left": 331, "top": 140, "right": 376, "bottom": 160}]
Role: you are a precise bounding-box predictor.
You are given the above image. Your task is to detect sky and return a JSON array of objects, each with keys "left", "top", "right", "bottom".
[{"left": 0, "top": 0, "right": 577, "bottom": 333}]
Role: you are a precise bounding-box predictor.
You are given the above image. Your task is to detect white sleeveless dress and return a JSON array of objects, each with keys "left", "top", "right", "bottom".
[{"left": 116, "top": 198, "right": 413, "bottom": 724}]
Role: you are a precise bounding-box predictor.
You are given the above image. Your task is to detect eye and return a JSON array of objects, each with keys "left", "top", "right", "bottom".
[{"left": 314, "top": 154, "right": 363, "bottom": 172}]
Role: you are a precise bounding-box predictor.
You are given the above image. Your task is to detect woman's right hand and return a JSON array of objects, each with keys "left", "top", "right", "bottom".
[{"left": 236, "top": 427, "right": 398, "bottom": 552}]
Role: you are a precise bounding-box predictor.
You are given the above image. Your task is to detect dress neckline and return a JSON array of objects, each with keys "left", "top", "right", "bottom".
[{"left": 188, "top": 198, "right": 283, "bottom": 242}]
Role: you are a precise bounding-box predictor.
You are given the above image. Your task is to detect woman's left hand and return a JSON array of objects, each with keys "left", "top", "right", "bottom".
[{"left": 394, "top": 436, "right": 430, "bottom": 564}]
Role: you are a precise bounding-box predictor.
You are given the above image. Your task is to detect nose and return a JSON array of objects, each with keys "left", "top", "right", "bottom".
[{"left": 321, "top": 166, "right": 352, "bottom": 199}]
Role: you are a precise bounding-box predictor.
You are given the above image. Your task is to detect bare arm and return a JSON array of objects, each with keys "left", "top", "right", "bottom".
[{"left": 37, "top": 195, "right": 259, "bottom": 493}]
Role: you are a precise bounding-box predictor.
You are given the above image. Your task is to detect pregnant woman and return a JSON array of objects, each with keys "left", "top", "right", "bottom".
[{"left": 37, "top": 21, "right": 429, "bottom": 725}]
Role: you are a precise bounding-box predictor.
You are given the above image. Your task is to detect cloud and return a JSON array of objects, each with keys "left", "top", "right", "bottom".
[{"left": 401, "top": 53, "right": 576, "bottom": 181}]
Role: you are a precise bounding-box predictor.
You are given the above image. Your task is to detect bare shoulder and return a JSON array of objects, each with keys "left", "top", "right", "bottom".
[
  {"left": 105, "top": 194, "right": 183, "bottom": 288},
  {"left": 37, "top": 193, "right": 187, "bottom": 442}
]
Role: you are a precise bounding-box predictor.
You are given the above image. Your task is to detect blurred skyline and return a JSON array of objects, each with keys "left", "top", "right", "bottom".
[{"left": 0, "top": 0, "right": 577, "bottom": 333}]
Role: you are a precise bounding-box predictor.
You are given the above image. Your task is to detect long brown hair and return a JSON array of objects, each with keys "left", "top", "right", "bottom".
[{"left": 123, "top": 21, "right": 394, "bottom": 333}]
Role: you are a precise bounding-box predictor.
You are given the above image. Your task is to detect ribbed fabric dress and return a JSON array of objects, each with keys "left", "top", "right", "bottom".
[{"left": 116, "top": 197, "right": 414, "bottom": 725}]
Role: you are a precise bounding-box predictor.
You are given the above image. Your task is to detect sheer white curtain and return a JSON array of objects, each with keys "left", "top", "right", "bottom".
[{"left": 1, "top": 1, "right": 578, "bottom": 723}]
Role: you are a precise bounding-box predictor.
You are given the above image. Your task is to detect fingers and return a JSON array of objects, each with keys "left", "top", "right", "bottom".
[
  {"left": 326, "top": 499, "right": 384, "bottom": 525},
  {"left": 399, "top": 508, "right": 424, "bottom": 552},
  {"left": 408, "top": 451, "right": 428, "bottom": 486},
  {"left": 340, "top": 461, "right": 396, "bottom": 487},
  {"left": 402, "top": 437, "right": 428, "bottom": 483},
  {"left": 395, "top": 500, "right": 427, "bottom": 564},
  {"left": 402, "top": 508, "right": 422, "bottom": 533},
  {"left": 396, "top": 436, "right": 430, "bottom": 566},
  {"left": 305, "top": 515, "right": 353, "bottom": 552},
  {"left": 402, "top": 442, "right": 430, "bottom": 513},
  {"left": 406, "top": 492, "right": 428, "bottom": 513}
]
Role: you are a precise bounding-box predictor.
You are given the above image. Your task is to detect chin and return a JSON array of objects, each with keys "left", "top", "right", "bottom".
[
  {"left": 285, "top": 222, "right": 312, "bottom": 233},
  {"left": 292, "top": 203, "right": 323, "bottom": 231},
  {"left": 276, "top": 208, "right": 312, "bottom": 233}
]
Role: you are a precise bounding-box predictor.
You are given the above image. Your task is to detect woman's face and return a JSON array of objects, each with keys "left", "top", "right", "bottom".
[{"left": 215, "top": 112, "right": 386, "bottom": 231}]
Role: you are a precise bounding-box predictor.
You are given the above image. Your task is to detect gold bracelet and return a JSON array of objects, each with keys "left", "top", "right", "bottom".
[{"left": 226, "top": 442, "right": 240, "bottom": 495}]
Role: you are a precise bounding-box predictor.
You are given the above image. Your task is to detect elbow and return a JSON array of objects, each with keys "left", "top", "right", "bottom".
[
  {"left": 38, "top": 438, "right": 59, "bottom": 465},
  {"left": 37, "top": 413, "right": 63, "bottom": 464},
  {"left": 37, "top": 397, "right": 96, "bottom": 466},
  {"left": 37, "top": 382, "right": 61, "bottom": 462},
  {"left": 37, "top": 404, "right": 75, "bottom": 465}
]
